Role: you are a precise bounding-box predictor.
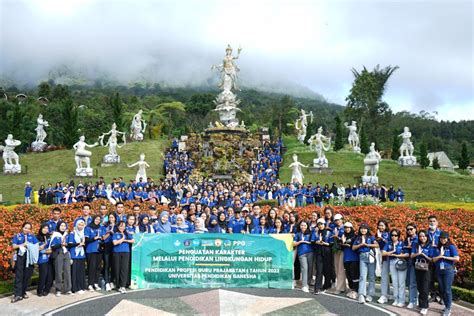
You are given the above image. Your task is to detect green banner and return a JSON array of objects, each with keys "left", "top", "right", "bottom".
[{"left": 131, "top": 233, "right": 294, "bottom": 289}]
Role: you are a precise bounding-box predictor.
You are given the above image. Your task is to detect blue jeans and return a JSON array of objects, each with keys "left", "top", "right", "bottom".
[
  {"left": 380, "top": 259, "right": 390, "bottom": 297},
  {"left": 358, "top": 252, "right": 375, "bottom": 297},
  {"left": 296, "top": 197, "right": 304, "bottom": 207},
  {"left": 407, "top": 263, "right": 418, "bottom": 304},
  {"left": 389, "top": 260, "right": 407, "bottom": 304},
  {"left": 437, "top": 266, "right": 455, "bottom": 310},
  {"left": 316, "top": 201, "right": 323, "bottom": 208}
]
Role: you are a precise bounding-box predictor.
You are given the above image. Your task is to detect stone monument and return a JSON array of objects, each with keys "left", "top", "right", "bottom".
[
  {"left": 99, "top": 123, "right": 126, "bottom": 164},
  {"left": 211, "top": 45, "right": 244, "bottom": 127},
  {"left": 295, "top": 109, "right": 312, "bottom": 144},
  {"left": 288, "top": 154, "right": 308, "bottom": 184},
  {"left": 307, "top": 127, "right": 333, "bottom": 174},
  {"left": 31, "top": 114, "right": 49, "bottom": 152},
  {"left": 128, "top": 153, "right": 150, "bottom": 182},
  {"left": 1, "top": 134, "right": 21, "bottom": 174},
  {"left": 73, "top": 136, "right": 98, "bottom": 177},
  {"left": 130, "top": 109, "right": 147, "bottom": 141},
  {"left": 362, "top": 142, "right": 381, "bottom": 185},
  {"left": 398, "top": 126, "right": 418, "bottom": 166},
  {"left": 344, "top": 121, "right": 361, "bottom": 153}
]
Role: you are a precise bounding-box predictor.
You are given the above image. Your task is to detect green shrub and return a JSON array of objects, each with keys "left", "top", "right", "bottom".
[
  {"left": 453, "top": 286, "right": 474, "bottom": 304},
  {"left": 253, "top": 199, "right": 278, "bottom": 207}
]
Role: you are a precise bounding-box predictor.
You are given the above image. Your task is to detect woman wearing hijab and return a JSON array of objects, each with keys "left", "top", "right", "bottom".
[
  {"left": 194, "top": 217, "right": 208, "bottom": 234},
  {"left": 50, "top": 221, "right": 71, "bottom": 296},
  {"left": 171, "top": 214, "right": 189, "bottom": 233},
  {"left": 207, "top": 215, "right": 221, "bottom": 233},
  {"left": 154, "top": 211, "right": 172, "bottom": 233},
  {"left": 217, "top": 212, "right": 228, "bottom": 233},
  {"left": 137, "top": 214, "right": 154, "bottom": 233},
  {"left": 36, "top": 223, "right": 53, "bottom": 297},
  {"left": 67, "top": 219, "right": 87, "bottom": 294},
  {"left": 112, "top": 221, "right": 134, "bottom": 294},
  {"left": 85, "top": 215, "right": 103, "bottom": 291}
]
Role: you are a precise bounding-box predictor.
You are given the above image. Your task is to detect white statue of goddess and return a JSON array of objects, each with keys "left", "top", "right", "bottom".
[
  {"left": 127, "top": 153, "right": 150, "bottom": 182},
  {"left": 130, "top": 110, "right": 147, "bottom": 141},
  {"left": 1, "top": 134, "right": 22, "bottom": 174},
  {"left": 212, "top": 44, "right": 242, "bottom": 92},
  {"left": 308, "top": 126, "right": 331, "bottom": 168},
  {"left": 99, "top": 123, "right": 126, "bottom": 163},
  {"left": 73, "top": 136, "right": 98, "bottom": 176},
  {"left": 288, "top": 154, "right": 308, "bottom": 184},
  {"left": 344, "top": 121, "right": 360, "bottom": 152}
]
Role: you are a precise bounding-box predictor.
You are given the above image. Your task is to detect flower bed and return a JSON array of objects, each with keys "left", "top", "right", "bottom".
[{"left": 0, "top": 203, "right": 472, "bottom": 285}]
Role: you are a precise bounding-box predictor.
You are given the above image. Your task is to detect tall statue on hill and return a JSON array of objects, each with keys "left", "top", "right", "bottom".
[
  {"left": 308, "top": 126, "right": 331, "bottom": 168},
  {"left": 73, "top": 136, "right": 98, "bottom": 176},
  {"left": 362, "top": 142, "right": 381, "bottom": 185},
  {"left": 212, "top": 44, "right": 242, "bottom": 91},
  {"left": 128, "top": 153, "right": 150, "bottom": 182},
  {"left": 344, "top": 121, "right": 361, "bottom": 153},
  {"left": 398, "top": 126, "right": 417, "bottom": 166},
  {"left": 130, "top": 109, "right": 147, "bottom": 141},
  {"left": 295, "top": 109, "right": 312, "bottom": 143},
  {"left": 1, "top": 134, "right": 22, "bottom": 174},
  {"left": 32, "top": 114, "right": 49, "bottom": 152},
  {"left": 99, "top": 122, "right": 126, "bottom": 164},
  {"left": 288, "top": 154, "right": 308, "bottom": 184}
]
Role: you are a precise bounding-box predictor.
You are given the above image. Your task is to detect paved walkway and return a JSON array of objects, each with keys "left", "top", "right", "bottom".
[{"left": 0, "top": 288, "right": 472, "bottom": 316}]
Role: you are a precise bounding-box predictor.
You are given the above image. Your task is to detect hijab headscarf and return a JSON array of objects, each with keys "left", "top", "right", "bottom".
[
  {"left": 207, "top": 215, "right": 220, "bottom": 233},
  {"left": 172, "top": 214, "right": 189, "bottom": 229},
  {"left": 194, "top": 217, "right": 208, "bottom": 233},
  {"left": 88, "top": 215, "right": 102, "bottom": 230},
  {"left": 73, "top": 219, "right": 85, "bottom": 257},
  {"left": 138, "top": 214, "right": 152, "bottom": 233},
  {"left": 154, "top": 211, "right": 172, "bottom": 233},
  {"left": 51, "top": 220, "right": 68, "bottom": 253},
  {"left": 217, "top": 212, "right": 227, "bottom": 230},
  {"left": 36, "top": 222, "right": 50, "bottom": 243}
]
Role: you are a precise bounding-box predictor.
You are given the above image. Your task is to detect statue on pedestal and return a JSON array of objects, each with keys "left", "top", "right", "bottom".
[
  {"left": 344, "top": 121, "right": 360, "bottom": 153},
  {"left": 362, "top": 142, "right": 381, "bottom": 185},
  {"left": 32, "top": 114, "right": 49, "bottom": 152},
  {"left": 288, "top": 154, "right": 308, "bottom": 184},
  {"left": 99, "top": 123, "right": 126, "bottom": 164},
  {"left": 128, "top": 153, "right": 150, "bottom": 182},
  {"left": 398, "top": 126, "right": 417, "bottom": 166},
  {"left": 73, "top": 136, "right": 98, "bottom": 176},
  {"left": 130, "top": 110, "right": 147, "bottom": 141},
  {"left": 295, "top": 109, "right": 312, "bottom": 143},
  {"left": 308, "top": 126, "right": 331, "bottom": 168},
  {"left": 1, "top": 134, "right": 21, "bottom": 174}
]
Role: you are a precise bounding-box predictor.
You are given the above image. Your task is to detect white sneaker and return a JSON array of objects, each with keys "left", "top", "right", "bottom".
[
  {"left": 302, "top": 286, "right": 309, "bottom": 293},
  {"left": 392, "top": 300, "right": 399, "bottom": 306},
  {"left": 77, "top": 290, "right": 85, "bottom": 295},
  {"left": 420, "top": 308, "right": 428, "bottom": 315},
  {"left": 88, "top": 285, "right": 94, "bottom": 291},
  {"left": 94, "top": 284, "right": 101, "bottom": 291},
  {"left": 397, "top": 303, "right": 405, "bottom": 308},
  {"left": 66, "top": 291, "right": 74, "bottom": 295},
  {"left": 110, "top": 282, "right": 115, "bottom": 289},
  {"left": 378, "top": 296, "right": 388, "bottom": 304},
  {"left": 358, "top": 295, "right": 366, "bottom": 304},
  {"left": 407, "top": 303, "right": 415, "bottom": 309},
  {"left": 105, "top": 283, "right": 111, "bottom": 291},
  {"left": 366, "top": 296, "right": 372, "bottom": 302},
  {"left": 56, "top": 291, "right": 62, "bottom": 297},
  {"left": 119, "top": 287, "right": 127, "bottom": 294}
]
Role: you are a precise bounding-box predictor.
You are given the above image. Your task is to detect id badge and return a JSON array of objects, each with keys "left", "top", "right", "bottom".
[{"left": 440, "top": 261, "right": 445, "bottom": 270}]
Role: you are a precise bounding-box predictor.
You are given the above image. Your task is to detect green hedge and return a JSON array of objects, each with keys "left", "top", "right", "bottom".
[
  {"left": 453, "top": 286, "right": 474, "bottom": 304},
  {"left": 253, "top": 199, "right": 278, "bottom": 207}
]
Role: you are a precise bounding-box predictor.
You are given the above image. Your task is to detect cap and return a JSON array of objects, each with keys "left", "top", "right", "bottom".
[
  {"left": 359, "top": 223, "right": 370, "bottom": 230},
  {"left": 344, "top": 222, "right": 353, "bottom": 228},
  {"left": 317, "top": 218, "right": 325, "bottom": 225},
  {"left": 241, "top": 207, "right": 249, "bottom": 212},
  {"left": 334, "top": 214, "right": 343, "bottom": 220},
  {"left": 440, "top": 231, "right": 449, "bottom": 239}
]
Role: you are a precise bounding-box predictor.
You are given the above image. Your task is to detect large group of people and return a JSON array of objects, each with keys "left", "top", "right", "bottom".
[{"left": 11, "top": 201, "right": 457, "bottom": 316}]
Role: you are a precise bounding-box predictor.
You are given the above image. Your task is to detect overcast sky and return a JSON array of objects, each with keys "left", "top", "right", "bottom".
[{"left": 1, "top": 0, "right": 472, "bottom": 121}]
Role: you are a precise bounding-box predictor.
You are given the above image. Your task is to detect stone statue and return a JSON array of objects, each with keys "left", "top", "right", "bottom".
[
  {"left": 288, "top": 154, "right": 308, "bottom": 184},
  {"left": 128, "top": 153, "right": 150, "bottom": 182},
  {"left": 31, "top": 114, "right": 49, "bottom": 152},
  {"left": 308, "top": 126, "right": 331, "bottom": 168},
  {"left": 398, "top": 127, "right": 417, "bottom": 166},
  {"left": 1, "top": 134, "right": 21, "bottom": 174},
  {"left": 99, "top": 123, "right": 126, "bottom": 164},
  {"left": 295, "top": 109, "right": 312, "bottom": 143},
  {"left": 362, "top": 142, "right": 382, "bottom": 185},
  {"left": 344, "top": 121, "right": 361, "bottom": 153},
  {"left": 130, "top": 110, "right": 147, "bottom": 141},
  {"left": 211, "top": 45, "right": 244, "bottom": 127},
  {"left": 73, "top": 136, "right": 98, "bottom": 176}
]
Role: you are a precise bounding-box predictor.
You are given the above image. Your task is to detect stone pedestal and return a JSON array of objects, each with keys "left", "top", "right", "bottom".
[
  {"left": 398, "top": 156, "right": 418, "bottom": 167},
  {"left": 102, "top": 154, "right": 120, "bottom": 165},
  {"left": 308, "top": 167, "right": 333, "bottom": 175},
  {"left": 31, "top": 141, "right": 47, "bottom": 152},
  {"left": 3, "top": 164, "right": 21, "bottom": 174},
  {"left": 76, "top": 167, "right": 93, "bottom": 177},
  {"left": 313, "top": 157, "right": 329, "bottom": 168},
  {"left": 353, "top": 146, "right": 361, "bottom": 154},
  {"left": 361, "top": 175, "right": 378, "bottom": 185}
]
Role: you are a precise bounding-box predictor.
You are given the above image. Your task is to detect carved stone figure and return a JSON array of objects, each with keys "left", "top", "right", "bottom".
[
  {"left": 73, "top": 136, "right": 98, "bottom": 176},
  {"left": 288, "top": 154, "right": 308, "bottom": 184},
  {"left": 127, "top": 153, "right": 150, "bottom": 182},
  {"left": 32, "top": 114, "right": 49, "bottom": 152},
  {"left": 99, "top": 123, "right": 126, "bottom": 164},
  {"left": 130, "top": 110, "right": 147, "bottom": 141},
  {"left": 362, "top": 142, "right": 381, "bottom": 184},
  {"left": 1, "top": 134, "right": 21, "bottom": 174},
  {"left": 308, "top": 126, "right": 331, "bottom": 168},
  {"left": 344, "top": 121, "right": 361, "bottom": 153},
  {"left": 398, "top": 126, "right": 418, "bottom": 166}
]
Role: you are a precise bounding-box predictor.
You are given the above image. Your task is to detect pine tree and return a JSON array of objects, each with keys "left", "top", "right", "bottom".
[
  {"left": 458, "top": 142, "right": 470, "bottom": 170},
  {"left": 37, "top": 82, "right": 51, "bottom": 98},
  {"left": 110, "top": 92, "right": 124, "bottom": 130},
  {"left": 391, "top": 129, "right": 401, "bottom": 160},
  {"left": 61, "top": 99, "right": 79, "bottom": 147},
  {"left": 359, "top": 125, "right": 369, "bottom": 154},
  {"left": 334, "top": 115, "right": 344, "bottom": 151},
  {"left": 419, "top": 142, "right": 429, "bottom": 169},
  {"left": 432, "top": 157, "right": 440, "bottom": 170}
]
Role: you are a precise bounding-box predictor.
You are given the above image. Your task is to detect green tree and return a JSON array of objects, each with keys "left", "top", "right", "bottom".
[
  {"left": 432, "top": 157, "right": 440, "bottom": 170},
  {"left": 458, "top": 142, "right": 470, "bottom": 170},
  {"left": 419, "top": 142, "right": 429, "bottom": 169},
  {"left": 61, "top": 99, "right": 79, "bottom": 147},
  {"left": 271, "top": 95, "right": 298, "bottom": 137},
  {"left": 37, "top": 82, "right": 51, "bottom": 98},
  {"left": 391, "top": 129, "right": 401, "bottom": 160},
  {"left": 345, "top": 64, "right": 398, "bottom": 143},
  {"left": 359, "top": 125, "right": 369, "bottom": 154},
  {"left": 51, "top": 84, "right": 71, "bottom": 101},
  {"left": 109, "top": 92, "right": 124, "bottom": 130},
  {"left": 146, "top": 101, "right": 186, "bottom": 139},
  {"left": 334, "top": 115, "right": 344, "bottom": 151}
]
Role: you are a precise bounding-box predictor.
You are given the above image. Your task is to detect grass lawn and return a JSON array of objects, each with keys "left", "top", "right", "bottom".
[
  {"left": 278, "top": 136, "right": 474, "bottom": 203},
  {"left": 0, "top": 139, "right": 168, "bottom": 204}
]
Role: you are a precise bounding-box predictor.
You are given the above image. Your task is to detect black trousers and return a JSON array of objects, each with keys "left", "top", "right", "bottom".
[
  {"left": 126, "top": 252, "right": 132, "bottom": 287},
  {"left": 429, "top": 263, "right": 440, "bottom": 299},
  {"left": 113, "top": 252, "right": 129, "bottom": 288},
  {"left": 344, "top": 261, "right": 360, "bottom": 291},
  {"left": 416, "top": 268, "right": 431, "bottom": 308},
  {"left": 47, "top": 260, "right": 55, "bottom": 291},
  {"left": 87, "top": 253, "right": 102, "bottom": 286},
  {"left": 71, "top": 259, "right": 86, "bottom": 292},
  {"left": 314, "top": 248, "right": 332, "bottom": 291},
  {"left": 103, "top": 243, "right": 114, "bottom": 284},
  {"left": 37, "top": 262, "right": 54, "bottom": 295},
  {"left": 13, "top": 254, "right": 34, "bottom": 297},
  {"left": 294, "top": 253, "right": 301, "bottom": 280}
]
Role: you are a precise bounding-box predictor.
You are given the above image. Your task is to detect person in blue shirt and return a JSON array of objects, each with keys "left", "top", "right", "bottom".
[
  {"left": 11, "top": 221, "right": 39, "bottom": 303},
  {"left": 251, "top": 215, "right": 271, "bottom": 235},
  {"left": 114, "top": 202, "right": 128, "bottom": 223},
  {"left": 50, "top": 221, "right": 71, "bottom": 296},
  {"left": 85, "top": 215, "right": 103, "bottom": 291},
  {"left": 36, "top": 223, "right": 52, "bottom": 297},
  {"left": 396, "top": 187, "right": 405, "bottom": 202},
  {"left": 382, "top": 229, "right": 409, "bottom": 307},
  {"left": 217, "top": 212, "right": 228, "bottom": 234},
  {"left": 241, "top": 216, "right": 254, "bottom": 234},
  {"left": 427, "top": 215, "right": 441, "bottom": 301},
  {"left": 271, "top": 217, "right": 286, "bottom": 234},
  {"left": 332, "top": 214, "right": 346, "bottom": 294},
  {"left": 47, "top": 207, "right": 63, "bottom": 233},
  {"left": 411, "top": 230, "right": 434, "bottom": 315},
  {"left": 101, "top": 213, "right": 116, "bottom": 291},
  {"left": 341, "top": 222, "right": 360, "bottom": 300},
  {"left": 67, "top": 219, "right": 87, "bottom": 294},
  {"left": 352, "top": 223, "right": 379, "bottom": 304},
  {"left": 293, "top": 221, "right": 313, "bottom": 293},
  {"left": 171, "top": 214, "right": 189, "bottom": 233},
  {"left": 24, "top": 182, "right": 33, "bottom": 204},
  {"left": 404, "top": 223, "right": 419, "bottom": 309},
  {"left": 74, "top": 204, "right": 93, "bottom": 226},
  {"left": 375, "top": 220, "right": 391, "bottom": 304},
  {"left": 433, "top": 231, "right": 459, "bottom": 316},
  {"left": 311, "top": 218, "right": 334, "bottom": 294},
  {"left": 137, "top": 214, "right": 154, "bottom": 233},
  {"left": 112, "top": 221, "right": 135, "bottom": 294},
  {"left": 228, "top": 210, "right": 245, "bottom": 234}
]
